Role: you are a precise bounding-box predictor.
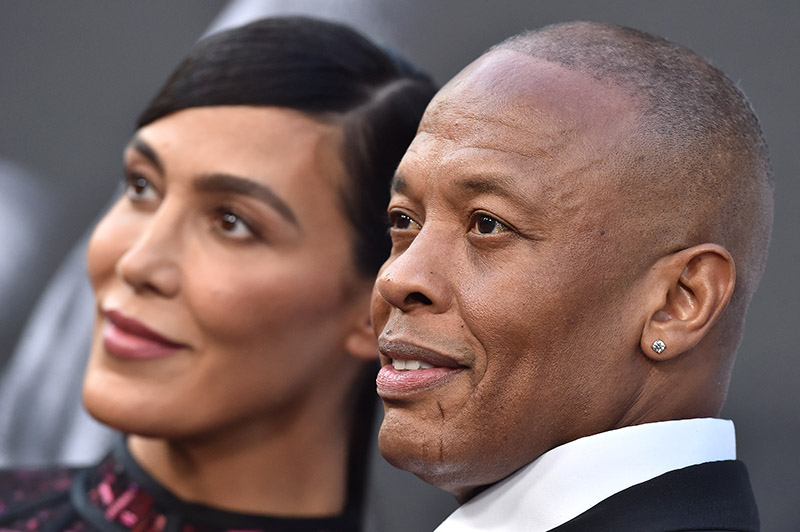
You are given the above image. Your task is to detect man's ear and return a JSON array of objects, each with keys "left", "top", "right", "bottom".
[{"left": 641, "top": 244, "right": 735, "bottom": 361}]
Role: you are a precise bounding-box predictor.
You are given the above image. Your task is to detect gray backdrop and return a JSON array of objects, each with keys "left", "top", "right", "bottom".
[{"left": 0, "top": 1, "right": 797, "bottom": 530}]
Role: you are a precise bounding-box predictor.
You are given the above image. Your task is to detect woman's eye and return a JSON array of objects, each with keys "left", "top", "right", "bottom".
[
  {"left": 217, "top": 210, "right": 255, "bottom": 239},
  {"left": 124, "top": 173, "right": 159, "bottom": 202},
  {"left": 471, "top": 213, "right": 508, "bottom": 235},
  {"left": 389, "top": 211, "right": 418, "bottom": 231}
]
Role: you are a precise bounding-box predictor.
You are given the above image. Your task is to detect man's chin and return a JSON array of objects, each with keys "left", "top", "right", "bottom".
[
  {"left": 379, "top": 418, "right": 442, "bottom": 474},
  {"left": 377, "top": 417, "right": 486, "bottom": 498}
]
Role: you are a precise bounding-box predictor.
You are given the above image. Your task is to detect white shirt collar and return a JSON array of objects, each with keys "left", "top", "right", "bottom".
[{"left": 434, "top": 418, "right": 736, "bottom": 532}]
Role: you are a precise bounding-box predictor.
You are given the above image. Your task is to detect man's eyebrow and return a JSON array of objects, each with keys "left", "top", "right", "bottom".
[
  {"left": 455, "top": 177, "right": 517, "bottom": 199},
  {"left": 194, "top": 173, "right": 299, "bottom": 229},
  {"left": 129, "top": 136, "right": 164, "bottom": 174},
  {"left": 391, "top": 173, "right": 520, "bottom": 200},
  {"left": 390, "top": 173, "right": 408, "bottom": 194}
]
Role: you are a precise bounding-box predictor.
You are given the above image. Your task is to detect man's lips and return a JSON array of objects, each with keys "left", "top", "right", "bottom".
[
  {"left": 378, "top": 338, "right": 465, "bottom": 368},
  {"left": 376, "top": 338, "right": 466, "bottom": 397},
  {"left": 101, "top": 309, "right": 188, "bottom": 360}
]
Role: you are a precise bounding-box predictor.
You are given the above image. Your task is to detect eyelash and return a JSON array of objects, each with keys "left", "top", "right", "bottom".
[
  {"left": 468, "top": 212, "right": 511, "bottom": 235},
  {"left": 213, "top": 206, "right": 261, "bottom": 241},
  {"left": 388, "top": 210, "right": 512, "bottom": 236},
  {"left": 122, "top": 171, "right": 160, "bottom": 203},
  {"left": 388, "top": 211, "right": 419, "bottom": 231},
  {"left": 121, "top": 171, "right": 263, "bottom": 242}
]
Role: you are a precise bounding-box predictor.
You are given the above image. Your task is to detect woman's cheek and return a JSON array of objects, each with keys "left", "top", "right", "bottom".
[
  {"left": 87, "top": 204, "right": 144, "bottom": 290},
  {"left": 87, "top": 212, "right": 121, "bottom": 288}
]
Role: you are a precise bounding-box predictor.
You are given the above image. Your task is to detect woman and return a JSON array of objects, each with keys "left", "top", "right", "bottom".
[{"left": 0, "top": 16, "right": 435, "bottom": 532}]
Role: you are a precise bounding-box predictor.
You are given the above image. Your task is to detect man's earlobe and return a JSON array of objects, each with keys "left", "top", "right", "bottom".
[{"left": 641, "top": 244, "right": 736, "bottom": 361}]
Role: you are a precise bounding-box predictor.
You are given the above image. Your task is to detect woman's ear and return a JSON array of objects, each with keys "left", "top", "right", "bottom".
[
  {"left": 344, "top": 313, "right": 379, "bottom": 361},
  {"left": 343, "top": 285, "right": 380, "bottom": 361},
  {"left": 641, "top": 244, "right": 736, "bottom": 361}
]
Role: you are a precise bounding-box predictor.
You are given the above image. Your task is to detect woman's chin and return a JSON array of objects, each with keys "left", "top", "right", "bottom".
[{"left": 82, "top": 373, "right": 176, "bottom": 439}]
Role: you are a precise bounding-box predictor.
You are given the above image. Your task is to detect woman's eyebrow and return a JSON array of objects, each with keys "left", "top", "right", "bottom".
[
  {"left": 194, "top": 173, "right": 300, "bottom": 229},
  {"left": 129, "top": 137, "right": 164, "bottom": 174}
]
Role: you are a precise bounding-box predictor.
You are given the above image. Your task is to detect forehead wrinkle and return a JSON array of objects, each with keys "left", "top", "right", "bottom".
[
  {"left": 455, "top": 177, "right": 517, "bottom": 197},
  {"left": 422, "top": 107, "right": 578, "bottom": 163},
  {"left": 407, "top": 58, "right": 636, "bottom": 231},
  {"left": 401, "top": 133, "right": 613, "bottom": 227},
  {"left": 440, "top": 137, "right": 606, "bottom": 198},
  {"left": 447, "top": 174, "right": 533, "bottom": 214}
]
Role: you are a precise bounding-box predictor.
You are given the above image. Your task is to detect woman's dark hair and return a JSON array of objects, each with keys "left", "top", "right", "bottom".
[
  {"left": 136, "top": 17, "right": 435, "bottom": 526},
  {"left": 138, "top": 16, "right": 437, "bottom": 276}
]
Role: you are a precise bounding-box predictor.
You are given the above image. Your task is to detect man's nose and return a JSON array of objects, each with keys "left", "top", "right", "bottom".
[
  {"left": 115, "top": 207, "right": 182, "bottom": 298},
  {"left": 375, "top": 227, "right": 451, "bottom": 314}
]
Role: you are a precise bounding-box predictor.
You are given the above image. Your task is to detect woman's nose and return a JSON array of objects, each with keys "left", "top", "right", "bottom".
[{"left": 115, "top": 210, "right": 182, "bottom": 298}]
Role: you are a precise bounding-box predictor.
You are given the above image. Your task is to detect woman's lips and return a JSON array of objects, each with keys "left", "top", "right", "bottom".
[{"left": 102, "top": 309, "right": 187, "bottom": 360}]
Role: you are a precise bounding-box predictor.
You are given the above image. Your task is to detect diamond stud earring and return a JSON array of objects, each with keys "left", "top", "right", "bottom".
[{"left": 651, "top": 339, "right": 666, "bottom": 354}]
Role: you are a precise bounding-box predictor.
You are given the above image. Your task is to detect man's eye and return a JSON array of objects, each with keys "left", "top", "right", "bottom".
[
  {"left": 471, "top": 214, "right": 508, "bottom": 235},
  {"left": 124, "top": 173, "right": 158, "bottom": 202},
  {"left": 389, "top": 212, "right": 418, "bottom": 231}
]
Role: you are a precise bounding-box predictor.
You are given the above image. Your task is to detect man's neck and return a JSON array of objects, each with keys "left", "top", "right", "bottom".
[{"left": 435, "top": 418, "right": 736, "bottom": 532}]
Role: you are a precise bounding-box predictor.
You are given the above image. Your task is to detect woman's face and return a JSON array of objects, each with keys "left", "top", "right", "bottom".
[{"left": 84, "top": 106, "right": 375, "bottom": 439}]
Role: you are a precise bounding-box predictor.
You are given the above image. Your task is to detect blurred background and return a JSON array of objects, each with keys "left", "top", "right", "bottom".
[{"left": 0, "top": 1, "right": 797, "bottom": 530}]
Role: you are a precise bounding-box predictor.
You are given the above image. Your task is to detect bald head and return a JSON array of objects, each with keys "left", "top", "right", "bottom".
[{"left": 496, "top": 21, "right": 773, "bottom": 349}]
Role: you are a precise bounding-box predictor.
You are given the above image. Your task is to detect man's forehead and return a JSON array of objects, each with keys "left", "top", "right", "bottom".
[
  {"left": 393, "top": 51, "right": 643, "bottom": 230},
  {"left": 422, "top": 49, "right": 636, "bottom": 142}
]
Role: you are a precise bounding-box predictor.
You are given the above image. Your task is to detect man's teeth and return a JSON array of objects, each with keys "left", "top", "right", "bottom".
[{"left": 392, "top": 359, "right": 434, "bottom": 370}]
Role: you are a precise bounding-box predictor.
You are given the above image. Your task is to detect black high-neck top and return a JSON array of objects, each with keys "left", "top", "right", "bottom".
[{"left": 0, "top": 442, "right": 361, "bottom": 532}]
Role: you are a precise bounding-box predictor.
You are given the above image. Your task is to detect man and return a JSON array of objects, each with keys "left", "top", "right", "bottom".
[{"left": 371, "top": 21, "right": 772, "bottom": 532}]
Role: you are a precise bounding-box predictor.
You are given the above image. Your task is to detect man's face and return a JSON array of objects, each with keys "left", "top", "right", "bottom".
[{"left": 371, "top": 51, "right": 656, "bottom": 500}]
